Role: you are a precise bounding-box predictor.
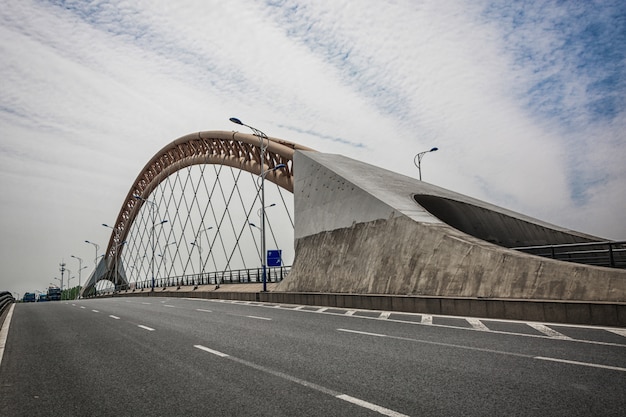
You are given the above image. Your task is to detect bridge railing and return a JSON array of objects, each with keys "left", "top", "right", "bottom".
[
  {"left": 101, "top": 266, "right": 291, "bottom": 294},
  {"left": 512, "top": 241, "right": 626, "bottom": 269},
  {"left": 0, "top": 291, "right": 15, "bottom": 317}
]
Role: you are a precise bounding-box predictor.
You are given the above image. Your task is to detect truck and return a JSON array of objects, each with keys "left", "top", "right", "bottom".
[
  {"left": 22, "top": 292, "right": 36, "bottom": 302},
  {"left": 47, "top": 287, "right": 62, "bottom": 301}
]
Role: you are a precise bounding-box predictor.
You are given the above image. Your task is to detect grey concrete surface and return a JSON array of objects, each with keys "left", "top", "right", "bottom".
[{"left": 278, "top": 151, "right": 626, "bottom": 303}]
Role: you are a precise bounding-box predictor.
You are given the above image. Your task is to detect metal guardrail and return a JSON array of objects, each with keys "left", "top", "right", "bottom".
[
  {"left": 94, "top": 266, "right": 291, "bottom": 295},
  {"left": 0, "top": 291, "right": 15, "bottom": 316},
  {"left": 513, "top": 241, "right": 626, "bottom": 269}
]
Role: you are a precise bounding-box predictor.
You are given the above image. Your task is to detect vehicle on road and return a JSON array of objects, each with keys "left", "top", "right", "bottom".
[
  {"left": 22, "top": 292, "right": 36, "bottom": 302},
  {"left": 37, "top": 293, "right": 48, "bottom": 302},
  {"left": 47, "top": 287, "right": 62, "bottom": 301}
]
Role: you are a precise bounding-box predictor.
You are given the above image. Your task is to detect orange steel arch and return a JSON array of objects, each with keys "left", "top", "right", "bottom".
[{"left": 103, "top": 130, "right": 314, "bottom": 264}]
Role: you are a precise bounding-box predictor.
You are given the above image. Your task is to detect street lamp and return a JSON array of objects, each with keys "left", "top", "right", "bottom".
[
  {"left": 70, "top": 255, "right": 83, "bottom": 298},
  {"left": 135, "top": 194, "right": 168, "bottom": 291},
  {"left": 192, "top": 227, "right": 212, "bottom": 281},
  {"left": 59, "top": 262, "right": 66, "bottom": 291},
  {"left": 413, "top": 147, "right": 438, "bottom": 181},
  {"left": 85, "top": 240, "right": 99, "bottom": 296},
  {"left": 230, "top": 118, "right": 289, "bottom": 291}
]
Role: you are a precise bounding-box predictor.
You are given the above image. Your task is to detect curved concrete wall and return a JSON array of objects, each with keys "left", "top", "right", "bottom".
[{"left": 277, "top": 151, "right": 626, "bottom": 302}]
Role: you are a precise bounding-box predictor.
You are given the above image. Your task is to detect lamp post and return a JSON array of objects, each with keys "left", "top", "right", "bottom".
[
  {"left": 70, "top": 255, "right": 83, "bottom": 298},
  {"left": 135, "top": 195, "right": 167, "bottom": 291},
  {"left": 59, "top": 262, "right": 66, "bottom": 291},
  {"left": 413, "top": 147, "right": 438, "bottom": 181},
  {"left": 192, "top": 227, "right": 212, "bottom": 282},
  {"left": 85, "top": 240, "right": 99, "bottom": 296},
  {"left": 103, "top": 223, "right": 124, "bottom": 289},
  {"left": 230, "top": 118, "right": 288, "bottom": 291}
]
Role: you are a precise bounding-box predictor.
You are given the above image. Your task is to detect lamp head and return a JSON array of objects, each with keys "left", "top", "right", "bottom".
[
  {"left": 229, "top": 117, "right": 243, "bottom": 125},
  {"left": 430, "top": 147, "right": 438, "bottom": 152}
]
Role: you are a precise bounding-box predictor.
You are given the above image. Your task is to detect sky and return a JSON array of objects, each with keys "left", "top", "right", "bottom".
[{"left": 1, "top": 0, "right": 625, "bottom": 298}]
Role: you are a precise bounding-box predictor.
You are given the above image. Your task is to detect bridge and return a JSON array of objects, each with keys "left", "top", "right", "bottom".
[
  {"left": 2, "top": 128, "right": 626, "bottom": 416},
  {"left": 75, "top": 127, "right": 625, "bottom": 326}
]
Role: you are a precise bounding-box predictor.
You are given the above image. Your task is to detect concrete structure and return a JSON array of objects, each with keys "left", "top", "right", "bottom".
[{"left": 277, "top": 151, "right": 626, "bottom": 303}]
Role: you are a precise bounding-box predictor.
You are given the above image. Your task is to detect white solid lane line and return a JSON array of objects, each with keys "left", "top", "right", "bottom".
[
  {"left": 535, "top": 357, "right": 626, "bottom": 372},
  {"left": 193, "top": 343, "right": 408, "bottom": 417},
  {"left": 137, "top": 325, "right": 155, "bottom": 331},
  {"left": 0, "top": 304, "right": 16, "bottom": 367},
  {"left": 339, "top": 328, "right": 624, "bottom": 373}
]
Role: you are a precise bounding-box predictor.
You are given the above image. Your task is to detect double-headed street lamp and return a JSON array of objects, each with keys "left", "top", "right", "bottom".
[
  {"left": 413, "top": 147, "right": 438, "bottom": 181},
  {"left": 134, "top": 195, "right": 167, "bottom": 291},
  {"left": 230, "top": 117, "right": 288, "bottom": 291},
  {"left": 191, "top": 227, "right": 212, "bottom": 281},
  {"left": 84, "top": 241, "right": 99, "bottom": 296},
  {"left": 70, "top": 255, "right": 84, "bottom": 298}
]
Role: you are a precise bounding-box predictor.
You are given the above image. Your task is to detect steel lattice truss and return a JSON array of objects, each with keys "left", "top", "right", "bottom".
[{"left": 89, "top": 130, "right": 313, "bottom": 292}]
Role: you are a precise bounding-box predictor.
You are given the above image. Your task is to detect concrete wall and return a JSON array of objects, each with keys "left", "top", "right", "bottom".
[{"left": 277, "top": 151, "right": 626, "bottom": 302}]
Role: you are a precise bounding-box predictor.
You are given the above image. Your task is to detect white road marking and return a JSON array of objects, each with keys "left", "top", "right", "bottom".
[
  {"left": 535, "top": 357, "right": 626, "bottom": 372},
  {"left": 247, "top": 315, "right": 272, "bottom": 321},
  {"left": 194, "top": 345, "right": 229, "bottom": 357},
  {"left": 137, "top": 325, "right": 155, "bottom": 331},
  {"left": 163, "top": 305, "right": 175, "bottom": 308},
  {"left": 80, "top": 306, "right": 86, "bottom": 309},
  {"left": 528, "top": 323, "right": 571, "bottom": 339},
  {"left": 317, "top": 307, "right": 328, "bottom": 313},
  {"left": 379, "top": 312, "right": 391, "bottom": 319},
  {"left": 421, "top": 314, "right": 432, "bottom": 325},
  {"left": 337, "top": 394, "right": 409, "bottom": 417},
  {"left": 92, "top": 310, "right": 99, "bottom": 313},
  {"left": 109, "top": 315, "right": 120, "bottom": 320},
  {"left": 196, "top": 309, "right": 212, "bottom": 313},
  {"left": 294, "top": 306, "right": 305, "bottom": 310},
  {"left": 0, "top": 304, "right": 15, "bottom": 367},
  {"left": 607, "top": 328, "right": 626, "bottom": 338},
  {"left": 141, "top": 302, "right": 151, "bottom": 305},
  {"left": 193, "top": 343, "right": 408, "bottom": 416},
  {"left": 467, "top": 318, "right": 489, "bottom": 331},
  {"left": 338, "top": 329, "right": 387, "bottom": 338},
  {"left": 345, "top": 310, "right": 356, "bottom": 316},
  {"left": 339, "top": 327, "right": 625, "bottom": 373}
]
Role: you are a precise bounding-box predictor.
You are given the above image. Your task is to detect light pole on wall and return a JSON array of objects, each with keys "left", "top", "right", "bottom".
[{"left": 413, "top": 147, "right": 438, "bottom": 181}]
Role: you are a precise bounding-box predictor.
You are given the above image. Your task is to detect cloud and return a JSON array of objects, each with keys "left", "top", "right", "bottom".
[{"left": 0, "top": 0, "right": 624, "bottom": 297}]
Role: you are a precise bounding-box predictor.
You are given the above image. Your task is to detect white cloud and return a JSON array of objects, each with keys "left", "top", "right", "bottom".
[{"left": 1, "top": 0, "right": 624, "bottom": 297}]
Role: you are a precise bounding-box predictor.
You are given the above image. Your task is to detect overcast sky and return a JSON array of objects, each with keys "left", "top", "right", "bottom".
[{"left": 1, "top": 0, "right": 624, "bottom": 298}]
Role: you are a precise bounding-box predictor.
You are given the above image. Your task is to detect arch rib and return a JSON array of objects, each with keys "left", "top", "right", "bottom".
[{"left": 103, "top": 130, "right": 314, "bottom": 266}]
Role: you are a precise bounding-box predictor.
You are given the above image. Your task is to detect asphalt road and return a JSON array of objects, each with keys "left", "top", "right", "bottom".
[{"left": 1, "top": 297, "right": 625, "bottom": 416}]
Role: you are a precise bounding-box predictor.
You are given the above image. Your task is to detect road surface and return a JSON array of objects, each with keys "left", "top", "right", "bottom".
[{"left": 1, "top": 297, "right": 625, "bottom": 416}]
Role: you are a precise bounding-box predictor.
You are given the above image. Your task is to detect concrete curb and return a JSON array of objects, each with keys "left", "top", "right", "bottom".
[{"left": 110, "top": 289, "right": 625, "bottom": 327}]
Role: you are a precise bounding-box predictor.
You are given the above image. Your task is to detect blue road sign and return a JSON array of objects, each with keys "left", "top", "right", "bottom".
[{"left": 267, "top": 250, "right": 282, "bottom": 267}]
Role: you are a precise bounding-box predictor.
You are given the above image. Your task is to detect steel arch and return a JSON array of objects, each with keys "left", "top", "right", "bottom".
[{"left": 83, "top": 130, "right": 313, "bottom": 295}]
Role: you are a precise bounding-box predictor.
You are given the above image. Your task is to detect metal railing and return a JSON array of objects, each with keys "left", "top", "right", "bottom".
[
  {"left": 0, "top": 291, "right": 15, "bottom": 316},
  {"left": 96, "top": 266, "right": 291, "bottom": 294},
  {"left": 512, "top": 241, "right": 626, "bottom": 269}
]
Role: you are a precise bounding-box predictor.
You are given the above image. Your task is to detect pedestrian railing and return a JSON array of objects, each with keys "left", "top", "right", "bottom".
[
  {"left": 97, "top": 266, "right": 291, "bottom": 294},
  {"left": 512, "top": 241, "right": 626, "bottom": 269}
]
